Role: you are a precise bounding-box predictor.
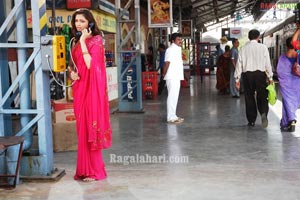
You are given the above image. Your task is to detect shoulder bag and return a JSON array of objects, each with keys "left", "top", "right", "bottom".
[{"left": 292, "top": 53, "right": 300, "bottom": 77}]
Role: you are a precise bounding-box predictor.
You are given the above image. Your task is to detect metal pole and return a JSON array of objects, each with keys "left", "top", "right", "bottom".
[
  {"left": 6, "top": 0, "right": 32, "bottom": 185},
  {"left": 30, "top": 0, "right": 54, "bottom": 176},
  {"left": 0, "top": 0, "right": 11, "bottom": 137},
  {"left": 0, "top": 0, "right": 11, "bottom": 176},
  {"left": 52, "top": 0, "right": 56, "bottom": 34},
  {"left": 14, "top": 0, "right": 33, "bottom": 152}
]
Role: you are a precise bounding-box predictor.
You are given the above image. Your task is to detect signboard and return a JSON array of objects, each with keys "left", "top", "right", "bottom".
[
  {"left": 182, "top": 20, "right": 192, "bottom": 38},
  {"left": 26, "top": 10, "right": 72, "bottom": 28},
  {"left": 92, "top": 11, "right": 116, "bottom": 33},
  {"left": 230, "top": 27, "right": 242, "bottom": 39},
  {"left": 148, "top": 0, "right": 172, "bottom": 28},
  {"left": 26, "top": 10, "right": 116, "bottom": 33},
  {"left": 66, "top": 0, "right": 92, "bottom": 9}
]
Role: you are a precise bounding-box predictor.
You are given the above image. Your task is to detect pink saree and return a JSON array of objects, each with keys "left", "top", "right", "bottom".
[{"left": 71, "top": 35, "right": 112, "bottom": 180}]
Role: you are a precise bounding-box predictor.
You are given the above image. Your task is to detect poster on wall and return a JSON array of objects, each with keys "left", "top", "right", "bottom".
[
  {"left": 182, "top": 20, "right": 192, "bottom": 38},
  {"left": 148, "top": 0, "right": 173, "bottom": 28},
  {"left": 182, "top": 49, "right": 190, "bottom": 69}
]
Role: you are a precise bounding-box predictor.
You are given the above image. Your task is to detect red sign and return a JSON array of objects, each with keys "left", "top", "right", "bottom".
[
  {"left": 231, "top": 30, "right": 240, "bottom": 34},
  {"left": 66, "top": 0, "right": 92, "bottom": 9}
]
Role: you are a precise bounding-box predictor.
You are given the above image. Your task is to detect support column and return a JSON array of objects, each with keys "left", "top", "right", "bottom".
[
  {"left": 116, "top": 0, "right": 143, "bottom": 112},
  {"left": 0, "top": 0, "right": 11, "bottom": 176},
  {"left": 14, "top": 0, "right": 32, "bottom": 151},
  {"left": 0, "top": 0, "right": 12, "bottom": 137}
]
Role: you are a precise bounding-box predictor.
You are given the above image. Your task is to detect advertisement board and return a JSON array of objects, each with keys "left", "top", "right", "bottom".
[
  {"left": 26, "top": 10, "right": 116, "bottom": 33},
  {"left": 148, "top": 0, "right": 173, "bottom": 28},
  {"left": 182, "top": 20, "right": 192, "bottom": 38}
]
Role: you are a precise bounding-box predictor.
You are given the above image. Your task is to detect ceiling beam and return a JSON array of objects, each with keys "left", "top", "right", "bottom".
[
  {"left": 213, "top": 0, "right": 219, "bottom": 22},
  {"left": 192, "top": 0, "right": 210, "bottom": 9},
  {"left": 195, "top": 8, "right": 250, "bottom": 28},
  {"left": 194, "top": 2, "right": 235, "bottom": 19}
]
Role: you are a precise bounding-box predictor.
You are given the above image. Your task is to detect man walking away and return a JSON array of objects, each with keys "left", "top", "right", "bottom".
[{"left": 234, "top": 29, "right": 273, "bottom": 128}]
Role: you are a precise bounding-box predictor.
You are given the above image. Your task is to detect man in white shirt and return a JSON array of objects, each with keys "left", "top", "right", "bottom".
[
  {"left": 234, "top": 29, "right": 273, "bottom": 128},
  {"left": 162, "top": 33, "right": 184, "bottom": 124}
]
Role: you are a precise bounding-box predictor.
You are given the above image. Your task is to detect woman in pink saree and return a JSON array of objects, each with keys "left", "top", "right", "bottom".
[{"left": 69, "top": 8, "right": 112, "bottom": 182}]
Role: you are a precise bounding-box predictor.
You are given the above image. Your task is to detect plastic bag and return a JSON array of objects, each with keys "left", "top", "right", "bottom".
[{"left": 266, "top": 83, "right": 277, "bottom": 105}]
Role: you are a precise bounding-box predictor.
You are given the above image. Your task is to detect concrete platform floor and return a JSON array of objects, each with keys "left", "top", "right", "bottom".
[{"left": 1, "top": 75, "right": 300, "bottom": 200}]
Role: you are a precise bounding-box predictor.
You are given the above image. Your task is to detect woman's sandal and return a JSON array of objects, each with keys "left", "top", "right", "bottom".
[
  {"left": 287, "top": 120, "right": 296, "bottom": 132},
  {"left": 82, "top": 177, "right": 95, "bottom": 182},
  {"left": 288, "top": 121, "right": 296, "bottom": 132}
]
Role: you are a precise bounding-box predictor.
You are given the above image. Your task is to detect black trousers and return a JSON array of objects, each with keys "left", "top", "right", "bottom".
[
  {"left": 158, "top": 75, "right": 166, "bottom": 95},
  {"left": 242, "top": 71, "right": 269, "bottom": 123}
]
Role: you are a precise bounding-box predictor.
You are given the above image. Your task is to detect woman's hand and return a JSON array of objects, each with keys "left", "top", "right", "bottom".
[
  {"left": 80, "top": 28, "right": 92, "bottom": 42},
  {"left": 78, "top": 28, "right": 92, "bottom": 69},
  {"left": 68, "top": 67, "right": 80, "bottom": 81}
]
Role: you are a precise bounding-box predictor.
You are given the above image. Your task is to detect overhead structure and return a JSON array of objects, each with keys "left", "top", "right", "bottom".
[{"left": 142, "top": 0, "right": 279, "bottom": 32}]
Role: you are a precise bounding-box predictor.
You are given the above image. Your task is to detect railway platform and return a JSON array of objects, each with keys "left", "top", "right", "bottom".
[{"left": 1, "top": 75, "right": 300, "bottom": 200}]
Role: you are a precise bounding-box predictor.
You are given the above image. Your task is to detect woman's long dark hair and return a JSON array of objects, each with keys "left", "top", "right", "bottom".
[
  {"left": 70, "top": 8, "right": 101, "bottom": 39},
  {"left": 286, "top": 37, "right": 294, "bottom": 50}
]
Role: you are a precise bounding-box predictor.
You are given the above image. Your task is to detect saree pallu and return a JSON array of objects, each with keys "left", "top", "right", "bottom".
[
  {"left": 277, "top": 54, "right": 300, "bottom": 128},
  {"left": 216, "top": 54, "right": 230, "bottom": 92},
  {"left": 71, "top": 35, "right": 112, "bottom": 180}
]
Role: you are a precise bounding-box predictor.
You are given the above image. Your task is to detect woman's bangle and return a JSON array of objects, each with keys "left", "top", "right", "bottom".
[{"left": 82, "top": 51, "right": 89, "bottom": 55}]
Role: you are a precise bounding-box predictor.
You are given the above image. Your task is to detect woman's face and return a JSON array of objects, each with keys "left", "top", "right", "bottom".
[{"left": 75, "top": 14, "right": 89, "bottom": 32}]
